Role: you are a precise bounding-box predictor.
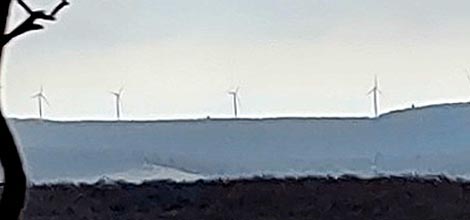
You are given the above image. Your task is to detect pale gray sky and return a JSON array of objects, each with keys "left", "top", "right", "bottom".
[{"left": 2, "top": 0, "right": 470, "bottom": 120}]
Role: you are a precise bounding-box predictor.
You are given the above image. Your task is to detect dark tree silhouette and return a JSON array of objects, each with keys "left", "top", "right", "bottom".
[{"left": 0, "top": 1, "right": 69, "bottom": 219}]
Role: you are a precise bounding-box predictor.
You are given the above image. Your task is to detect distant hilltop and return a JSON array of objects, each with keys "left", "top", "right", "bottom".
[{"left": 7, "top": 101, "right": 470, "bottom": 183}]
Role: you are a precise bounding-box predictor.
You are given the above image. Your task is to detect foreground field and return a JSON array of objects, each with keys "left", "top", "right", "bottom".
[{"left": 18, "top": 175, "right": 470, "bottom": 220}]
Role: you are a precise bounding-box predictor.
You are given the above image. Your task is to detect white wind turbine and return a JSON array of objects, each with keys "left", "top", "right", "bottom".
[
  {"left": 465, "top": 68, "right": 470, "bottom": 91},
  {"left": 228, "top": 87, "right": 240, "bottom": 118},
  {"left": 110, "top": 87, "right": 124, "bottom": 120},
  {"left": 460, "top": 67, "right": 470, "bottom": 102},
  {"left": 367, "top": 76, "right": 382, "bottom": 118},
  {"left": 31, "top": 86, "right": 49, "bottom": 119}
]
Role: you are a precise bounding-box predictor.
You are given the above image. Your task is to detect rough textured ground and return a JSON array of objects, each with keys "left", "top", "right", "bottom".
[{"left": 12, "top": 175, "right": 470, "bottom": 220}]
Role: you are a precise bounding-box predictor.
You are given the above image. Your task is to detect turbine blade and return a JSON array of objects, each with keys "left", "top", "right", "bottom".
[
  {"left": 237, "top": 96, "right": 241, "bottom": 108},
  {"left": 42, "top": 95, "right": 51, "bottom": 106},
  {"left": 110, "top": 91, "right": 119, "bottom": 96}
]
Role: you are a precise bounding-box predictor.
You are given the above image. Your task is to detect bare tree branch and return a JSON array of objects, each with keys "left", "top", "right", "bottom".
[
  {"left": 50, "top": 0, "right": 70, "bottom": 18},
  {"left": 0, "top": 0, "right": 69, "bottom": 46},
  {"left": 17, "top": 0, "right": 33, "bottom": 14}
]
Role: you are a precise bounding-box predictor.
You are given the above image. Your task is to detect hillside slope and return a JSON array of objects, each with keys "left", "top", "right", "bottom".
[{"left": 8, "top": 103, "right": 470, "bottom": 182}]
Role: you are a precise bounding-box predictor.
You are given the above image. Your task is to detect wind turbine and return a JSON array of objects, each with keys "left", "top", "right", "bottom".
[
  {"left": 465, "top": 68, "right": 470, "bottom": 86},
  {"left": 228, "top": 87, "right": 240, "bottom": 118},
  {"left": 367, "top": 76, "right": 382, "bottom": 118},
  {"left": 31, "top": 86, "right": 49, "bottom": 119},
  {"left": 464, "top": 68, "right": 470, "bottom": 102},
  {"left": 110, "top": 87, "right": 124, "bottom": 120}
]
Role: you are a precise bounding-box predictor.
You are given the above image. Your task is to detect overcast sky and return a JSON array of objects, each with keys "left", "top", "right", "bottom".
[{"left": 2, "top": 0, "right": 470, "bottom": 120}]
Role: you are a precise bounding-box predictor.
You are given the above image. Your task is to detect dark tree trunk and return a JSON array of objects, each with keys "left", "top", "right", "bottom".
[{"left": 0, "top": 1, "right": 28, "bottom": 219}]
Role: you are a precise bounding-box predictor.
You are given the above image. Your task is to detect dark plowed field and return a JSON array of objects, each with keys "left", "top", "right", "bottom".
[{"left": 13, "top": 175, "right": 470, "bottom": 220}]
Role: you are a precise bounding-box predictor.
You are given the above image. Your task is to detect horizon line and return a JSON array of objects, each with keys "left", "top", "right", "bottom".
[{"left": 6, "top": 101, "right": 470, "bottom": 123}]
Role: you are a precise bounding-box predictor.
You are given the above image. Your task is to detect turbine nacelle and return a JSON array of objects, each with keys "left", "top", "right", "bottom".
[
  {"left": 110, "top": 87, "right": 124, "bottom": 98},
  {"left": 227, "top": 87, "right": 240, "bottom": 96}
]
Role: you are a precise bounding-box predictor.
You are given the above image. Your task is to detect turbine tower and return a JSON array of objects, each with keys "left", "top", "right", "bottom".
[
  {"left": 110, "top": 87, "right": 124, "bottom": 120},
  {"left": 228, "top": 87, "right": 240, "bottom": 118},
  {"left": 31, "top": 86, "right": 49, "bottom": 119},
  {"left": 367, "top": 76, "right": 382, "bottom": 118}
]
